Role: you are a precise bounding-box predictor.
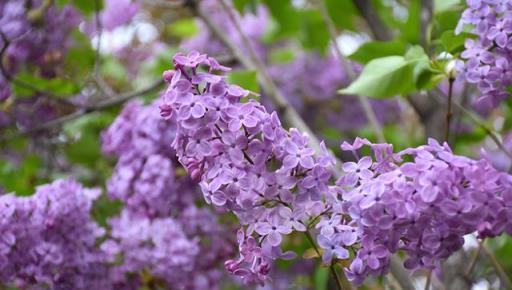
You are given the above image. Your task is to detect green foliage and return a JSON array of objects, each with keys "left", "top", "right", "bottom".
[
  {"left": 348, "top": 40, "right": 408, "bottom": 64},
  {"left": 340, "top": 56, "right": 414, "bottom": 98},
  {"left": 324, "top": 0, "right": 357, "bottom": 31},
  {"left": 166, "top": 19, "right": 198, "bottom": 38},
  {"left": 440, "top": 30, "right": 473, "bottom": 54},
  {"left": 58, "top": 0, "right": 103, "bottom": 16},
  {"left": 232, "top": 0, "right": 258, "bottom": 13},
  {"left": 12, "top": 72, "right": 79, "bottom": 97},
  {"left": 434, "top": 0, "right": 462, "bottom": 14},
  {"left": 227, "top": 70, "right": 259, "bottom": 94},
  {"left": 0, "top": 154, "right": 42, "bottom": 196},
  {"left": 298, "top": 10, "right": 330, "bottom": 52},
  {"left": 101, "top": 56, "right": 127, "bottom": 83},
  {"left": 261, "top": 1, "right": 329, "bottom": 52},
  {"left": 340, "top": 46, "right": 439, "bottom": 98},
  {"left": 269, "top": 47, "right": 296, "bottom": 64},
  {"left": 261, "top": 0, "right": 300, "bottom": 38},
  {"left": 64, "top": 112, "right": 116, "bottom": 169},
  {"left": 314, "top": 266, "right": 328, "bottom": 290},
  {"left": 401, "top": 0, "right": 421, "bottom": 44}
]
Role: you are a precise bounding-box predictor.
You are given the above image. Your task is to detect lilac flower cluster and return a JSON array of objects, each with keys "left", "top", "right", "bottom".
[
  {"left": 101, "top": 100, "right": 233, "bottom": 290},
  {"left": 0, "top": 179, "right": 108, "bottom": 289},
  {"left": 0, "top": 0, "right": 81, "bottom": 102},
  {"left": 160, "top": 51, "right": 351, "bottom": 285},
  {"left": 161, "top": 51, "right": 512, "bottom": 286},
  {"left": 457, "top": 0, "right": 512, "bottom": 107},
  {"left": 337, "top": 138, "right": 512, "bottom": 284}
]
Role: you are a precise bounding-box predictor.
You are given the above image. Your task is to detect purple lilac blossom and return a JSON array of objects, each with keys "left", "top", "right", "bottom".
[
  {"left": 0, "top": 0, "right": 81, "bottom": 132},
  {"left": 159, "top": 51, "right": 353, "bottom": 285},
  {"left": 0, "top": 178, "right": 109, "bottom": 289},
  {"left": 338, "top": 137, "right": 512, "bottom": 284},
  {"left": 160, "top": 51, "right": 512, "bottom": 286},
  {"left": 101, "top": 100, "right": 234, "bottom": 290},
  {"left": 100, "top": 0, "right": 139, "bottom": 31},
  {"left": 457, "top": 0, "right": 512, "bottom": 108}
]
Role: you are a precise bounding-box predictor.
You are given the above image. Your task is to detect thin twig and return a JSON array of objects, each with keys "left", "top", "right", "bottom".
[
  {"left": 420, "top": 0, "right": 433, "bottom": 52},
  {"left": 389, "top": 255, "right": 416, "bottom": 290},
  {"left": 304, "top": 230, "right": 348, "bottom": 290},
  {"left": 94, "top": 0, "right": 102, "bottom": 80},
  {"left": 464, "top": 240, "right": 482, "bottom": 277},
  {"left": 200, "top": 0, "right": 323, "bottom": 155},
  {"left": 0, "top": 79, "right": 164, "bottom": 141},
  {"left": 480, "top": 242, "right": 512, "bottom": 289},
  {"left": 352, "top": 0, "right": 392, "bottom": 41},
  {"left": 444, "top": 77, "right": 455, "bottom": 143},
  {"left": 424, "top": 270, "right": 432, "bottom": 290},
  {"left": 317, "top": 0, "right": 385, "bottom": 143},
  {"left": 430, "top": 89, "right": 512, "bottom": 161}
]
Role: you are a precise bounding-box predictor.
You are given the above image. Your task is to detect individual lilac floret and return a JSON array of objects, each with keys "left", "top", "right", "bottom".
[
  {"left": 457, "top": 0, "right": 512, "bottom": 107},
  {"left": 0, "top": 179, "right": 108, "bottom": 289}
]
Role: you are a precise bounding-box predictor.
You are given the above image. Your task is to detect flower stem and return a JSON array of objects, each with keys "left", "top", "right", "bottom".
[
  {"left": 304, "top": 230, "right": 351, "bottom": 290},
  {"left": 444, "top": 77, "right": 455, "bottom": 143}
]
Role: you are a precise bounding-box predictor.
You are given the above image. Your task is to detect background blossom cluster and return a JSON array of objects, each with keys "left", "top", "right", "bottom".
[
  {"left": 101, "top": 99, "right": 234, "bottom": 290},
  {"left": 457, "top": 0, "right": 512, "bottom": 107},
  {"left": 0, "top": 179, "right": 108, "bottom": 289}
]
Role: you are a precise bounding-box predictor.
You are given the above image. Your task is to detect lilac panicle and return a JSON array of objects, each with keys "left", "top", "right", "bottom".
[
  {"left": 338, "top": 138, "right": 512, "bottom": 284},
  {"left": 0, "top": 178, "right": 108, "bottom": 289},
  {"left": 160, "top": 51, "right": 512, "bottom": 286},
  {"left": 101, "top": 100, "right": 234, "bottom": 289},
  {"left": 457, "top": 0, "right": 512, "bottom": 107},
  {"left": 160, "top": 50, "right": 353, "bottom": 285}
]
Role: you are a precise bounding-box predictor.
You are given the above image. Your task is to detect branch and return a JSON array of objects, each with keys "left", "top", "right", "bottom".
[
  {"left": 481, "top": 242, "right": 512, "bottom": 289},
  {"left": 429, "top": 89, "right": 512, "bottom": 162},
  {"left": 389, "top": 255, "right": 416, "bottom": 290},
  {"left": 304, "top": 230, "right": 349, "bottom": 290},
  {"left": 444, "top": 77, "right": 455, "bottom": 143},
  {"left": 196, "top": 0, "right": 324, "bottom": 155},
  {"left": 317, "top": 0, "right": 385, "bottom": 143},
  {"left": 0, "top": 79, "right": 164, "bottom": 141},
  {"left": 352, "top": 0, "right": 392, "bottom": 41},
  {"left": 420, "top": 0, "right": 433, "bottom": 50}
]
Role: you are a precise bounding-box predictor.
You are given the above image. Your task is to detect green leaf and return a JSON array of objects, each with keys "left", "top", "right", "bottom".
[
  {"left": 348, "top": 40, "right": 408, "bottom": 64},
  {"left": 227, "top": 70, "right": 259, "bottom": 94},
  {"left": 341, "top": 45, "right": 438, "bottom": 98},
  {"left": 72, "top": 0, "right": 102, "bottom": 16},
  {"left": 324, "top": 0, "right": 356, "bottom": 30},
  {"left": 12, "top": 72, "right": 79, "bottom": 97},
  {"left": 0, "top": 155, "right": 43, "bottom": 196},
  {"left": 314, "top": 266, "right": 328, "bottom": 290},
  {"left": 298, "top": 10, "right": 330, "bottom": 52},
  {"left": 339, "top": 56, "right": 414, "bottom": 98},
  {"left": 405, "top": 45, "right": 440, "bottom": 89},
  {"left": 401, "top": 0, "right": 421, "bottom": 44},
  {"left": 167, "top": 18, "right": 198, "bottom": 38},
  {"left": 101, "top": 57, "right": 127, "bottom": 83},
  {"left": 232, "top": 0, "right": 258, "bottom": 13},
  {"left": 434, "top": 0, "right": 461, "bottom": 14},
  {"left": 440, "top": 30, "right": 474, "bottom": 54},
  {"left": 64, "top": 112, "right": 115, "bottom": 167},
  {"left": 261, "top": 0, "right": 300, "bottom": 37},
  {"left": 269, "top": 47, "right": 296, "bottom": 64}
]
